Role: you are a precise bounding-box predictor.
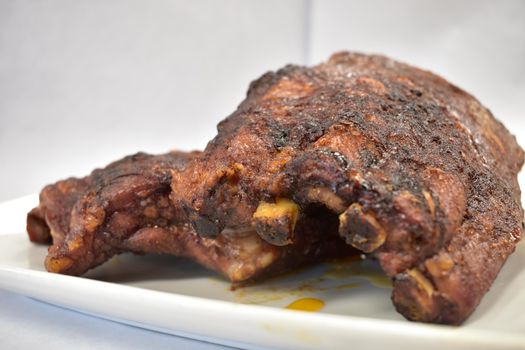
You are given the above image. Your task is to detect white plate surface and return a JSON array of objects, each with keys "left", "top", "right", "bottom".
[{"left": 0, "top": 189, "right": 525, "bottom": 349}]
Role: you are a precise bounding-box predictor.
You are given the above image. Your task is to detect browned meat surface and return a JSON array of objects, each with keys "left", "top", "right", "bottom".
[
  {"left": 172, "top": 52, "right": 524, "bottom": 324},
  {"left": 27, "top": 51, "right": 523, "bottom": 324},
  {"left": 27, "top": 151, "right": 354, "bottom": 281}
]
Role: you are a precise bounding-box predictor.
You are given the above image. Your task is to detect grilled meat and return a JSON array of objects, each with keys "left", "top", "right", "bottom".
[
  {"left": 172, "top": 52, "right": 524, "bottom": 324},
  {"left": 27, "top": 51, "right": 523, "bottom": 324},
  {"left": 27, "top": 151, "right": 354, "bottom": 281}
]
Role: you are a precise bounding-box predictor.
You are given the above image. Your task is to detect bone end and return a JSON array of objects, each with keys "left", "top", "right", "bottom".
[
  {"left": 339, "top": 203, "right": 386, "bottom": 252},
  {"left": 253, "top": 198, "right": 299, "bottom": 246}
]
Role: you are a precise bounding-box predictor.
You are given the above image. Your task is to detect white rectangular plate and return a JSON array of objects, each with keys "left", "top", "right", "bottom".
[{"left": 1, "top": 192, "right": 525, "bottom": 350}]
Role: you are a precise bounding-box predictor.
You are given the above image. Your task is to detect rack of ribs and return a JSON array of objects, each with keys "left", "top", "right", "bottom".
[
  {"left": 27, "top": 151, "right": 355, "bottom": 282},
  {"left": 27, "top": 52, "right": 523, "bottom": 325},
  {"left": 171, "top": 52, "right": 524, "bottom": 324}
]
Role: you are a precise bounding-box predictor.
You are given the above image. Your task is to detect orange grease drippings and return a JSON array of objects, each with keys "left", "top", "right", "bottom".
[{"left": 286, "top": 298, "right": 325, "bottom": 312}]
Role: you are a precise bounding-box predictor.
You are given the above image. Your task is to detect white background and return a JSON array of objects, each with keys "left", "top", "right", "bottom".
[{"left": 1, "top": 1, "right": 524, "bottom": 349}]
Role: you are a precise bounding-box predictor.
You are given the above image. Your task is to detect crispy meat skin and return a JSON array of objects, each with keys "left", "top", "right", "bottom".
[
  {"left": 27, "top": 151, "right": 354, "bottom": 281},
  {"left": 172, "top": 52, "right": 524, "bottom": 324}
]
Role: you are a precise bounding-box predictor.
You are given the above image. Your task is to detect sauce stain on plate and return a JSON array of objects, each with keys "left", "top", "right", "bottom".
[
  {"left": 232, "top": 255, "right": 391, "bottom": 305},
  {"left": 325, "top": 258, "right": 392, "bottom": 289},
  {"left": 286, "top": 298, "right": 325, "bottom": 312},
  {"left": 331, "top": 282, "right": 361, "bottom": 291}
]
